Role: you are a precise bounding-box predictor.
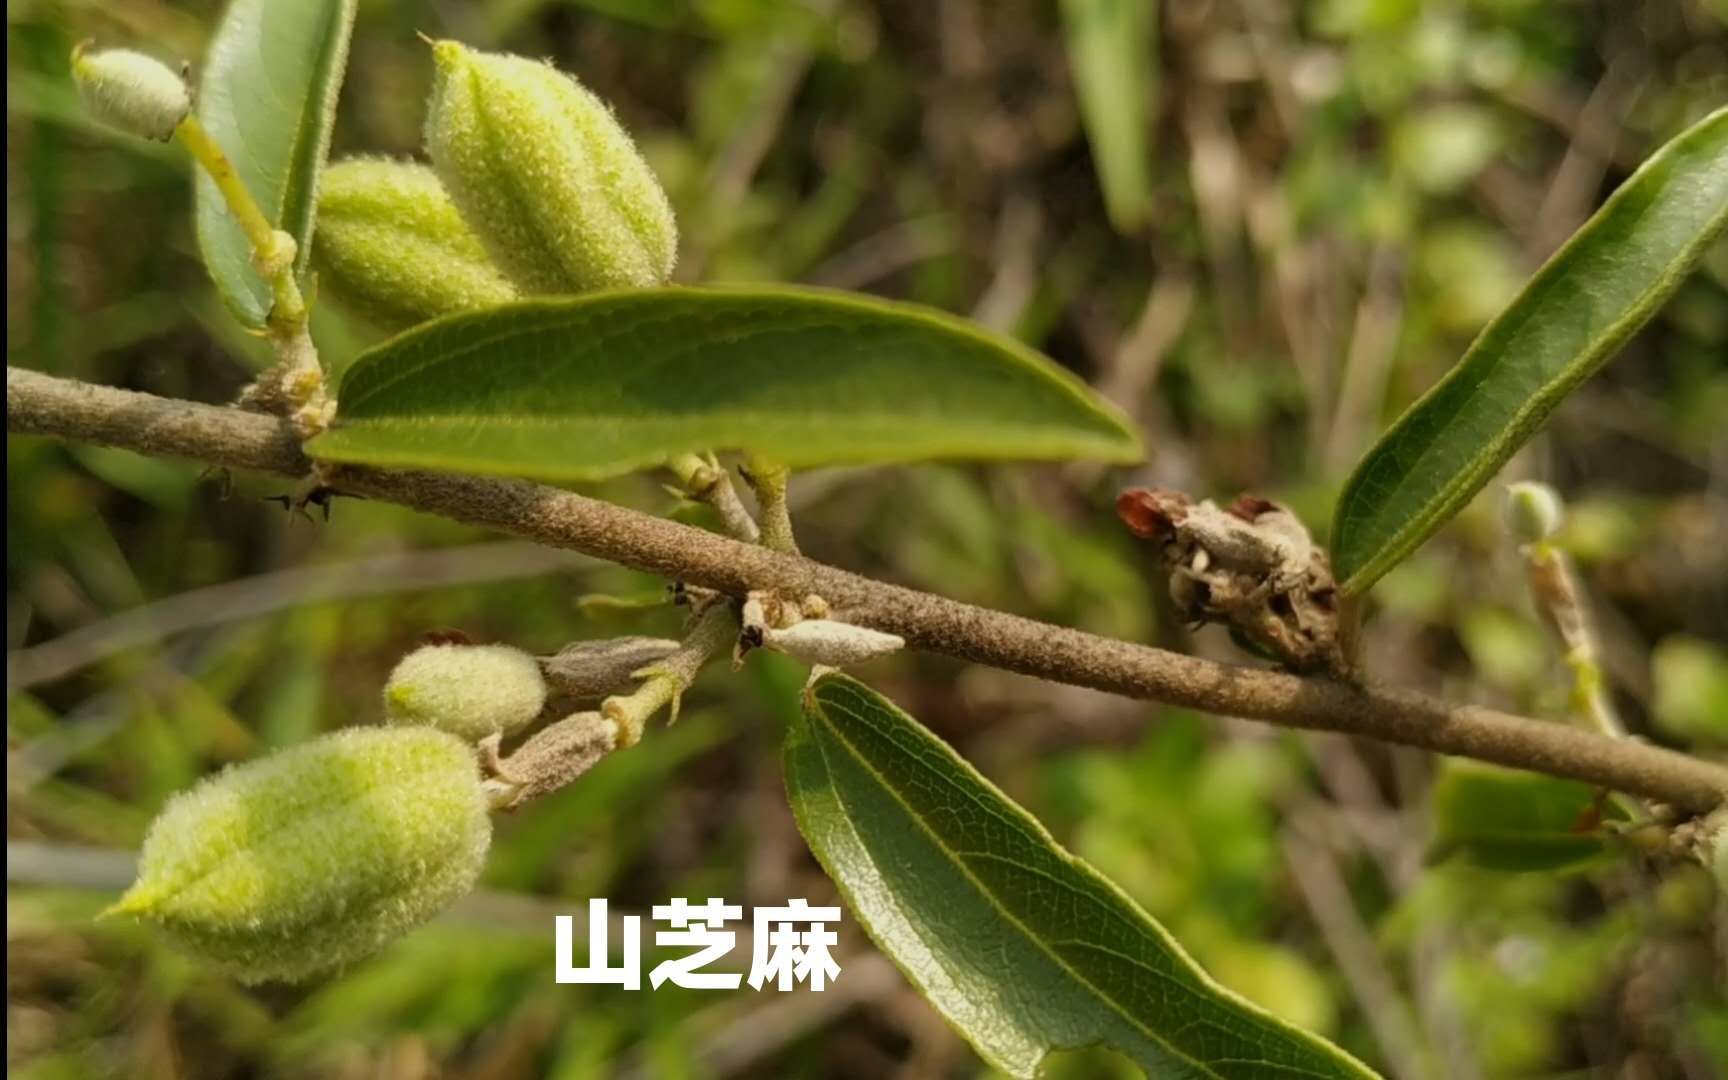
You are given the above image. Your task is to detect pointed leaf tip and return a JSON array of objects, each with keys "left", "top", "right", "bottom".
[
  {"left": 785, "top": 671, "right": 1380, "bottom": 1079},
  {"left": 1331, "top": 107, "right": 1728, "bottom": 594}
]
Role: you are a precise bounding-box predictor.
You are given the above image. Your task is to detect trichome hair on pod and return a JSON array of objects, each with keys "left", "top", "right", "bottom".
[
  {"left": 384, "top": 642, "right": 548, "bottom": 741},
  {"left": 423, "top": 41, "right": 678, "bottom": 295},
  {"left": 108, "top": 727, "right": 492, "bottom": 984},
  {"left": 314, "top": 157, "right": 518, "bottom": 331},
  {"left": 70, "top": 45, "right": 191, "bottom": 142}
]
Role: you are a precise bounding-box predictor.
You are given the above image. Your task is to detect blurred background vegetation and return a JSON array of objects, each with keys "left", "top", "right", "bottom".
[{"left": 7, "top": 0, "right": 1728, "bottom": 1077}]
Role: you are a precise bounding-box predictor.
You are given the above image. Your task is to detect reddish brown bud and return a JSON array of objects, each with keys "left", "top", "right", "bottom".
[
  {"left": 1116, "top": 488, "right": 1190, "bottom": 541},
  {"left": 1227, "top": 495, "right": 1279, "bottom": 522}
]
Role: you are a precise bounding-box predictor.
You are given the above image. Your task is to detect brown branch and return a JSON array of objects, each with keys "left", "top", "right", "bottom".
[{"left": 10, "top": 366, "right": 1728, "bottom": 812}]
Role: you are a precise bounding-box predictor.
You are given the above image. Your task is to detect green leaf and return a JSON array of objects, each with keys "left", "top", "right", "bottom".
[
  {"left": 1428, "top": 760, "right": 1629, "bottom": 873},
  {"left": 309, "top": 287, "right": 1142, "bottom": 479},
  {"left": 1060, "top": 0, "right": 1156, "bottom": 233},
  {"left": 1332, "top": 107, "right": 1728, "bottom": 594},
  {"left": 785, "top": 672, "right": 1379, "bottom": 1080},
  {"left": 195, "top": 0, "right": 357, "bottom": 328}
]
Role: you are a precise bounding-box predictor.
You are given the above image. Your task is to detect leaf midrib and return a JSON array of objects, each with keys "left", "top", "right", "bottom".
[
  {"left": 810, "top": 684, "right": 1245, "bottom": 1079},
  {"left": 1335, "top": 111, "right": 1728, "bottom": 592},
  {"left": 335, "top": 291, "right": 1123, "bottom": 434},
  {"left": 329, "top": 410, "right": 1125, "bottom": 430}
]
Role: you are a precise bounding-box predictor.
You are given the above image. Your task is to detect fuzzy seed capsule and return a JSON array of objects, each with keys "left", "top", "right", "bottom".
[
  {"left": 108, "top": 727, "right": 491, "bottom": 983},
  {"left": 71, "top": 45, "right": 191, "bottom": 142},
  {"left": 1505, "top": 482, "right": 1564, "bottom": 544},
  {"left": 424, "top": 41, "right": 678, "bottom": 295},
  {"left": 385, "top": 643, "right": 548, "bottom": 741},
  {"left": 314, "top": 158, "right": 518, "bottom": 332}
]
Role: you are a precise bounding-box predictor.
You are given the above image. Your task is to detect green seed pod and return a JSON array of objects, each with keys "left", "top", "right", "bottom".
[
  {"left": 107, "top": 727, "right": 490, "bottom": 984},
  {"left": 314, "top": 158, "right": 518, "bottom": 332},
  {"left": 424, "top": 41, "right": 677, "bottom": 295},
  {"left": 71, "top": 45, "right": 191, "bottom": 142},
  {"left": 384, "top": 643, "right": 548, "bottom": 741},
  {"left": 1504, "top": 481, "right": 1564, "bottom": 544}
]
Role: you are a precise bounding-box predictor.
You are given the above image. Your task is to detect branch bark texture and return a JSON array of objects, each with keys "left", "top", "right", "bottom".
[{"left": 10, "top": 366, "right": 1727, "bottom": 812}]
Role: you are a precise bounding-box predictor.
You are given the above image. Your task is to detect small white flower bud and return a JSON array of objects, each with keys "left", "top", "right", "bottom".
[
  {"left": 71, "top": 45, "right": 191, "bottom": 142},
  {"left": 761, "top": 620, "right": 904, "bottom": 668},
  {"left": 384, "top": 643, "right": 547, "bottom": 741},
  {"left": 1504, "top": 481, "right": 1564, "bottom": 543}
]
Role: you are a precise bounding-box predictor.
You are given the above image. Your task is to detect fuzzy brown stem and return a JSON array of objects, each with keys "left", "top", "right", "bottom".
[{"left": 9, "top": 366, "right": 1727, "bottom": 812}]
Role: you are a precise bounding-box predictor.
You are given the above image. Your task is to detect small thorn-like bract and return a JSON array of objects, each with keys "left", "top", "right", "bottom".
[
  {"left": 108, "top": 727, "right": 491, "bottom": 984},
  {"left": 384, "top": 643, "right": 548, "bottom": 741},
  {"left": 71, "top": 46, "right": 191, "bottom": 142},
  {"left": 1505, "top": 481, "right": 1564, "bottom": 543},
  {"left": 314, "top": 158, "right": 518, "bottom": 331},
  {"left": 762, "top": 620, "right": 904, "bottom": 668},
  {"left": 424, "top": 41, "right": 678, "bottom": 295}
]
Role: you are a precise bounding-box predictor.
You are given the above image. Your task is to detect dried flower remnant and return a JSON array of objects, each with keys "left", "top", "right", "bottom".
[
  {"left": 483, "top": 710, "right": 619, "bottom": 809},
  {"left": 539, "top": 636, "right": 682, "bottom": 702},
  {"left": 1118, "top": 488, "right": 1344, "bottom": 675}
]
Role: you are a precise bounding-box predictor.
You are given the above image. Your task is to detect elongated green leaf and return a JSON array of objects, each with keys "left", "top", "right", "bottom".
[
  {"left": 786, "top": 672, "right": 1379, "bottom": 1080},
  {"left": 196, "top": 0, "right": 357, "bottom": 328},
  {"left": 1061, "top": 0, "right": 1156, "bottom": 233},
  {"left": 1332, "top": 107, "right": 1728, "bottom": 594},
  {"left": 1428, "top": 760, "right": 1629, "bottom": 873},
  {"left": 309, "top": 287, "right": 1142, "bottom": 479}
]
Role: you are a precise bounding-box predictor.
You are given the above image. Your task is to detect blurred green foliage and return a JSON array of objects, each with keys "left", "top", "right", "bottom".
[{"left": 8, "top": 0, "right": 1728, "bottom": 1077}]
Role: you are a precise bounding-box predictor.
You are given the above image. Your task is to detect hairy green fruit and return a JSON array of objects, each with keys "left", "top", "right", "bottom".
[
  {"left": 384, "top": 643, "right": 547, "bottom": 740},
  {"left": 424, "top": 41, "right": 677, "bottom": 295},
  {"left": 71, "top": 45, "right": 191, "bottom": 142},
  {"left": 108, "top": 727, "right": 491, "bottom": 984},
  {"left": 314, "top": 158, "right": 517, "bottom": 331}
]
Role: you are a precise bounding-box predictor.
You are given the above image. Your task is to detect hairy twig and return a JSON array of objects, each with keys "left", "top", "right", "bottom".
[{"left": 10, "top": 366, "right": 1728, "bottom": 811}]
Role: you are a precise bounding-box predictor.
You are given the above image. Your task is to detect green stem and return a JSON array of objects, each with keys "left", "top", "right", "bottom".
[
  {"left": 174, "top": 117, "right": 306, "bottom": 329},
  {"left": 601, "top": 605, "right": 736, "bottom": 746},
  {"left": 1523, "top": 541, "right": 1624, "bottom": 740},
  {"left": 670, "top": 452, "right": 760, "bottom": 543},
  {"left": 745, "top": 455, "right": 799, "bottom": 555}
]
